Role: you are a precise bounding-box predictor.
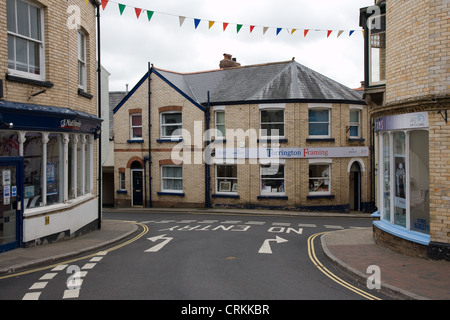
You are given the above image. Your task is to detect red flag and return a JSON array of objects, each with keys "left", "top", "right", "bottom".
[
  {"left": 135, "top": 8, "right": 142, "bottom": 19},
  {"left": 304, "top": 29, "right": 309, "bottom": 37},
  {"left": 327, "top": 30, "right": 332, "bottom": 38},
  {"left": 223, "top": 22, "right": 229, "bottom": 31},
  {"left": 250, "top": 25, "right": 255, "bottom": 33},
  {"left": 101, "top": 0, "right": 108, "bottom": 10}
]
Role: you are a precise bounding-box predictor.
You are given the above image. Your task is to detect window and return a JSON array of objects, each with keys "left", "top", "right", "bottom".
[
  {"left": 309, "top": 109, "right": 330, "bottom": 137},
  {"left": 161, "top": 166, "right": 183, "bottom": 192},
  {"left": 216, "top": 165, "right": 237, "bottom": 193},
  {"left": 24, "top": 132, "right": 42, "bottom": 208},
  {"left": 260, "top": 109, "right": 284, "bottom": 138},
  {"left": 161, "top": 112, "right": 182, "bottom": 139},
  {"left": 78, "top": 30, "right": 87, "bottom": 91},
  {"left": 47, "top": 133, "right": 62, "bottom": 205},
  {"left": 349, "top": 109, "right": 361, "bottom": 138},
  {"left": 309, "top": 164, "right": 331, "bottom": 195},
  {"left": 119, "top": 172, "right": 126, "bottom": 190},
  {"left": 130, "top": 114, "right": 142, "bottom": 139},
  {"left": 260, "top": 164, "right": 285, "bottom": 195},
  {"left": 382, "top": 132, "right": 391, "bottom": 222},
  {"left": 7, "top": 0, "right": 44, "bottom": 80},
  {"left": 393, "top": 131, "right": 406, "bottom": 227},
  {"left": 215, "top": 111, "right": 225, "bottom": 139},
  {"left": 368, "top": 14, "right": 386, "bottom": 85}
]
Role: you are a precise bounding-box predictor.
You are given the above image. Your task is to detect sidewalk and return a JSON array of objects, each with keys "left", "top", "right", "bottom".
[{"left": 0, "top": 209, "right": 449, "bottom": 300}]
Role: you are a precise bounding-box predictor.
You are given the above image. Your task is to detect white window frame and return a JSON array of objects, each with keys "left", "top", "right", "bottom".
[
  {"left": 308, "top": 160, "right": 332, "bottom": 195},
  {"left": 308, "top": 104, "right": 331, "bottom": 139},
  {"left": 349, "top": 107, "right": 362, "bottom": 138},
  {"left": 260, "top": 162, "right": 286, "bottom": 195},
  {"left": 119, "top": 172, "right": 126, "bottom": 190},
  {"left": 78, "top": 29, "right": 87, "bottom": 91},
  {"left": 259, "top": 104, "right": 285, "bottom": 139},
  {"left": 215, "top": 110, "right": 225, "bottom": 140},
  {"left": 130, "top": 113, "right": 143, "bottom": 140},
  {"left": 160, "top": 112, "right": 182, "bottom": 139},
  {"left": 161, "top": 165, "right": 183, "bottom": 193},
  {"left": 368, "top": 13, "right": 386, "bottom": 86},
  {"left": 7, "top": 0, "right": 45, "bottom": 81},
  {"left": 215, "top": 164, "right": 237, "bottom": 194}
]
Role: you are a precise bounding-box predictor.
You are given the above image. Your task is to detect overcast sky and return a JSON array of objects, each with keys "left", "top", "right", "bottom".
[{"left": 100, "top": 0, "right": 374, "bottom": 92}]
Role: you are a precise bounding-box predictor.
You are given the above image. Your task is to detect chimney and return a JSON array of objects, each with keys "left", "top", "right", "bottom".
[{"left": 220, "top": 53, "right": 241, "bottom": 69}]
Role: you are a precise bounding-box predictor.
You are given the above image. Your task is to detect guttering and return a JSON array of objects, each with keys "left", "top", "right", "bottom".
[
  {"left": 148, "top": 62, "right": 152, "bottom": 207},
  {"left": 96, "top": 1, "right": 102, "bottom": 229}
]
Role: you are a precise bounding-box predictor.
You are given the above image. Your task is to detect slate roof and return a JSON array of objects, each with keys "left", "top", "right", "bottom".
[
  {"left": 114, "top": 59, "right": 364, "bottom": 114},
  {"left": 155, "top": 60, "right": 364, "bottom": 106}
]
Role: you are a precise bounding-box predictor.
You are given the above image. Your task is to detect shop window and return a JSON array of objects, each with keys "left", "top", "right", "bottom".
[
  {"left": 260, "top": 109, "right": 285, "bottom": 138},
  {"left": 215, "top": 111, "right": 225, "bottom": 139},
  {"left": 84, "top": 135, "right": 92, "bottom": 194},
  {"left": 47, "top": 134, "right": 62, "bottom": 205},
  {"left": 7, "top": 0, "right": 44, "bottom": 80},
  {"left": 23, "top": 132, "right": 42, "bottom": 208},
  {"left": 393, "top": 132, "right": 406, "bottom": 227},
  {"left": 260, "top": 164, "right": 285, "bottom": 195},
  {"left": 0, "top": 132, "right": 19, "bottom": 156},
  {"left": 161, "top": 112, "right": 182, "bottom": 139},
  {"left": 308, "top": 109, "right": 330, "bottom": 138},
  {"left": 309, "top": 164, "right": 330, "bottom": 195},
  {"left": 130, "top": 113, "right": 142, "bottom": 140},
  {"left": 161, "top": 166, "right": 183, "bottom": 192},
  {"left": 382, "top": 132, "right": 390, "bottom": 222},
  {"left": 216, "top": 164, "right": 237, "bottom": 193},
  {"left": 78, "top": 29, "right": 87, "bottom": 92},
  {"left": 76, "top": 136, "right": 83, "bottom": 196},
  {"left": 349, "top": 109, "right": 361, "bottom": 138}
]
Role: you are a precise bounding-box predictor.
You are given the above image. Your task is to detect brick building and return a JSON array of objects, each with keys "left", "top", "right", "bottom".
[
  {"left": 360, "top": 0, "right": 449, "bottom": 259},
  {"left": 0, "top": 0, "right": 102, "bottom": 252},
  {"left": 112, "top": 56, "right": 371, "bottom": 213}
]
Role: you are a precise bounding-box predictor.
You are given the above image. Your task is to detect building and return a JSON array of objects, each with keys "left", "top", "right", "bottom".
[
  {"left": 0, "top": 0, "right": 102, "bottom": 252},
  {"left": 113, "top": 55, "right": 371, "bottom": 213},
  {"left": 360, "top": 0, "right": 449, "bottom": 259}
]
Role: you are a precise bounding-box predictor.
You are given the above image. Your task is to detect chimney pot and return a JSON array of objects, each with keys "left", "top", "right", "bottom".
[{"left": 220, "top": 53, "right": 241, "bottom": 69}]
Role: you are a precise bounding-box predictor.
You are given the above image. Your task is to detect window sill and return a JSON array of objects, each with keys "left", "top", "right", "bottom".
[
  {"left": 307, "top": 194, "right": 335, "bottom": 199},
  {"left": 258, "top": 138, "right": 288, "bottom": 143},
  {"left": 23, "top": 194, "right": 95, "bottom": 218},
  {"left": 127, "top": 139, "right": 144, "bottom": 143},
  {"left": 157, "top": 191, "right": 185, "bottom": 197},
  {"left": 348, "top": 138, "right": 365, "bottom": 142},
  {"left": 116, "top": 190, "right": 127, "bottom": 194},
  {"left": 78, "top": 89, "right": 93, "bottom": 99},
  {"left": 373, "top": 219, "right": 430, "bottom": 246},
  {"left": 257, "top": 195, "right": 288, "bottom": 200},
  {"left": 156, "top": 138, "right": 183, "bottom": 143},
  {"left": 306, "top": 138, "right": 335, "bottom": 142},
  {"left": 212, "top": 193, "right": 239, "bottom": 199},
  {"left": 6, "top": 73, "right": 54, "bottom": 88}
]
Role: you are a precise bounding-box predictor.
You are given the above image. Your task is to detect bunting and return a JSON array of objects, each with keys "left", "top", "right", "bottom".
[{"left": 97, "top": 0, "right": 363, "bottom": 39}]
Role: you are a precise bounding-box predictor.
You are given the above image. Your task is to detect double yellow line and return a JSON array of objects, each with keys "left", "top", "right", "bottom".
[{"left": 307, "top": 232, "right": 381, "bottom": 300}]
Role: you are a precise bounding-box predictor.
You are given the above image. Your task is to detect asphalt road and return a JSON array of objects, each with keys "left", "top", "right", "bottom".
[{"left": 0, "top": 210, "right": 389, "bottom": 306}]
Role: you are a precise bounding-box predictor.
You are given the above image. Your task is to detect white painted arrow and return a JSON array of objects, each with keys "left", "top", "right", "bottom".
[
  {"left": 258, "top": 236, "right": 288, "bottom": 254},
  {"left": 145, "top": 234, "right": 173, "bottom": 252}
]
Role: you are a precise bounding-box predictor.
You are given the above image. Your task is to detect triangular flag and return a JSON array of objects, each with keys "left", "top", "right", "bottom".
[
  {"left": 304, "top": 29, "right": 309, "bottom": 37},
  {"left": 327, "top": 30, "right": 332, "bottom": 38},
  {"left": 237, "top": 24, "right": 243, "bottom": 33},
  {"left": 101, "top": 0, "right": 108, "bottom": 10},
  {"left": 263, "top": 27, "right": 269, "bottom": 35},
  {"left": 194, "top": 19, "right": 201, "bottom": 29},
  {"left": 337, "top": 30, "right": 344, "bottom": 38},
  {"left": 250, "top": 25, "right": 255, "bottom": 33},
  {"left": 362, "top": 30, "right": 365, "bottom": 38},
  {"left": 209, "top": 21, "right": 215, "bottom": 29},
  {"left": 135, "top": 8, "right": 142, "bottom": 19},
  {"left": 85, "top": 0, "right": 89, "bottom": 4},
  {"left": 276, "top": 28, "right": 282, "bottom": 35},
  {"left": 179, "top": 16, "right": 186, "bottom": 27},
  {"left": 349, "top": 30, "right": 355, "bottom": 36},
  {"left": 223, "top": 22, "right": 229, "bottom": 31},
  {"left": 147, "top": 10, "right": 154, "bottom": 21},
  {"left": 118, "top": 3, "right": 126, "bottom": 15},
  {"left": 291, "top": 29, "right": 297, "bottom": 35}
]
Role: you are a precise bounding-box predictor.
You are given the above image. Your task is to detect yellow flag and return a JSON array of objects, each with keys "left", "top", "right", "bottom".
[{"left": 209, "top": 21, "right": 215, "bottom": 29}]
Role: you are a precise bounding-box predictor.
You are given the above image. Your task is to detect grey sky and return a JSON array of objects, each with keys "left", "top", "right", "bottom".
[{"left": 100, "top": 0, "right": 374, "bottom": 91}]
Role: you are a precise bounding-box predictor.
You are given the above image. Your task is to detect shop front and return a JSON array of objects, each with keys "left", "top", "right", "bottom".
[
  {"left": 0, "top": 100, "right": 101, "bottom": 251},
  {"left": 374, "top": 111, "right": 430, "bottom": 249}
]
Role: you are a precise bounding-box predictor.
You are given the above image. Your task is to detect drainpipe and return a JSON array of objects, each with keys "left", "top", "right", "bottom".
[
  {"left": 96, "top": 2, "right": 102, "bottom": 229},
  {"left": 147, "top": 62, "right": 152, "bottom": 207},
  {"left": 204, "top": 91, "right": 211, "bottom": 208}
]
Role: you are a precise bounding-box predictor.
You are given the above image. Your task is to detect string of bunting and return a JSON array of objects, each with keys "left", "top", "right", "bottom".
[{"left": 97, "top": 0, "right": 364, "bottom": 38}]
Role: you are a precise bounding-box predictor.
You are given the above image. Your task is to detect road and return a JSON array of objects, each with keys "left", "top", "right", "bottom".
[{"left": 0, "top": 210, "right": 390, "bottom": 306}]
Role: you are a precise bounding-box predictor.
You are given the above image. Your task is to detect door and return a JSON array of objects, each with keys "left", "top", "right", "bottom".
[
  {"left": 0, "top": 158, "right": 23, "bottom": 252},
  {"left": 132, "top": 169, "right": 143, "bottom": 206},
  {"left": 349, "top": 162, "right": 361, "bottom": 211}
]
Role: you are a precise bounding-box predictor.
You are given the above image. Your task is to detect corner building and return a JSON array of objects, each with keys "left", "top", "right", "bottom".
[
  {"left": 360, "top": 0, "right": 449, "bottom": 259},
  {"left": 0, "top": 0, "right": 102, "bottom": 252},
  {"left": 113, "top": 56, "right": 371, "bottom": 214}
]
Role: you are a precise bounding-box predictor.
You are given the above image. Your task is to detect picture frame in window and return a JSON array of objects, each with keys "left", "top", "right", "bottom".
[
  {"left": 219, "top": 181, "right": 231, "bottom": 192},
  {"left": 232, "top": 183, "right": 238, "bottom": 192}
]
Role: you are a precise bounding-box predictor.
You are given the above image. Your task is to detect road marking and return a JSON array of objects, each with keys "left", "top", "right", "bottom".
[
  {"left": 324, "top": 225, "right": 344, "bottom": 229},
  {"left": 246, "top": 221, "right": 266, "bottom": 225},
  {"left": 258, "top": 236, "right": 288, "bottom": 254},
  {"left": 63, "top": 288, "right": 80, "bottom": 299},
  {"left": 29, "top": 282, "right": 48, "bottom": 290},
  {"left": 298, "top": 223, "right": 317, "bottom": 228},
  {"left": 307, "top": 232, "right": 381, "bottom": 300},
  {"left": 40, "top": 273, "right": 57, "bottom": 280},
  {"left": 145, "top": 234, "right": 174, "bottom": 252},
  {"left": 82, "top": 263, "right": 96, "bottom": 270},
  {"left": 22, "top": 292, "right": 41, "bottom": 300}
]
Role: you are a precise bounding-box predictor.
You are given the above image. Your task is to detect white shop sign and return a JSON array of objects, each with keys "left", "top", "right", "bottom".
[
  {"left": 215, "top": 147, "right": 369, "bottom": 159},
  {"left": 375, "top": 112, "right": 428, "bottom": 132}
]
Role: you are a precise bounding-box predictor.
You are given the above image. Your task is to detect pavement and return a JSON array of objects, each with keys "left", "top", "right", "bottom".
[{"left": 1, "top": 207, "right": 449, "bottom": 300}]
